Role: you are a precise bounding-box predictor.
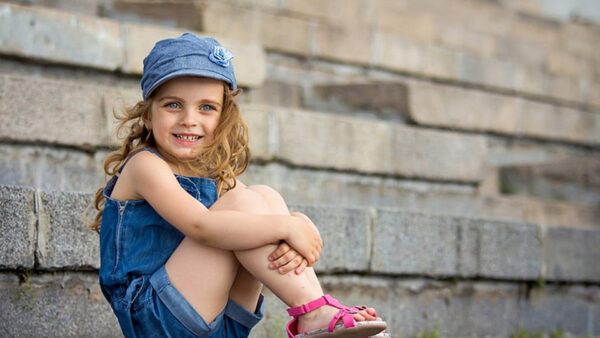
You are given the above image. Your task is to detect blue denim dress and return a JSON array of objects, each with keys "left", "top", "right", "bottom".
[{"left": 99, "top": 148, "right": 264, "bottom": 338}]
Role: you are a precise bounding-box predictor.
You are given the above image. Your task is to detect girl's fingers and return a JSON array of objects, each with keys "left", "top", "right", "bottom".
[
  {"left": 268, "top": 242, "right": 291, "bottom": 261},
  {"left": 295, "top": 259, "right": 308, "bottom": 275},
  {"left": 269, "top": 250, "right": 297, "bottom": 269},
  {"left": 277, "top": 255, "right": 303, "bottom": 274}
]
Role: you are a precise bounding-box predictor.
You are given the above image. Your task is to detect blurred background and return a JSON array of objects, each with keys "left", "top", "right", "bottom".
[{"left": 0, "top": 0, "right": 599, "bottom": 337}]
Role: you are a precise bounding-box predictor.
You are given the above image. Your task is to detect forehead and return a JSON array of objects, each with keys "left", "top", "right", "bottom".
[{"left": 153, "top": 76, "right": 225, "bottom": 99}]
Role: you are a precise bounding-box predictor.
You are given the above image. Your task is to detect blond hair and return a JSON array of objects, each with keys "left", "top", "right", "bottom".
[{"left": 89, "top": 84, "right": 250, "bottom": 233}]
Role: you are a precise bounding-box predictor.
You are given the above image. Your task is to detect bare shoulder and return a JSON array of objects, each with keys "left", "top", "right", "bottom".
[{"left": 111, "top": 150, "right": 173, "bottom": 201}]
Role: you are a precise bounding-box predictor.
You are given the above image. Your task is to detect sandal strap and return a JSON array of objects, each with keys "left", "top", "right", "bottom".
[
  {"left": 287, "top": 294, "right": 341, "bottom": 317},
  {"left": 286, "top": 294, "right": 365, "bottom": 334}
]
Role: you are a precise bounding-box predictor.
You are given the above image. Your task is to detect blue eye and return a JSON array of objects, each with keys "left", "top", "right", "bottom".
[
  {"left": 165, "top": 102, "right": 180, "bottom": 109},
  {"left": 200, "top": 104, "right": 215, "bottom": 111}
]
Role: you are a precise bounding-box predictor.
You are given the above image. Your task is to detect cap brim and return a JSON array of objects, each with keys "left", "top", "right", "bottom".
[{"left": 144, "top": 68, "right": 236, "bottom": 100}]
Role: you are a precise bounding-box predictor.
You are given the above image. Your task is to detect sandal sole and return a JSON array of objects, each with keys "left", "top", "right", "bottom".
[{"left": 296, "top": 321, "right": 387, "bottom": 338}]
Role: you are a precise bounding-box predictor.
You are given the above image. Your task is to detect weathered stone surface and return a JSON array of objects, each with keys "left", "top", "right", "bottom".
[
  {"left": 545, "top": 226, "right": 600, "bottom": 282},
  {"left": 408, "top": 80, "right": 600, "bottom": 145},
  {"left": 0, "top": 186, "right": 36, "bottom": 269},
  {"left": 390, "top": 124, "right": 488, "bottom": 182},
  {"left": 106, "top": 0, "right": 203, "bottom": 30},
  {"left": 0, "top": 272, "right": 121, "bottom": 337},
  {"left": 242, "top": 105, "right": 272, "bottom": 160},
  {"left": 291, "top": 205, "right": 371, "bottom": 272},
  {"left": 276, "top": 108, "right": 391, "bottom": 174},
  {"left": 37, "top": 191, "right": 99, "bottom": 269},
  {"left": 103, "top": 87, "right": 143, "bottom": 147},
  {"left": 0, "top": 75, "right": 108, "bottom": 148},
  {"left": 308, "top": 82, "right": 410, "bottom": 121},
  {"left": 0, "top": 2, "right": 123, "bottom": 71},
  {"left": 372, "top": 210, "right": 459, "bottom": 276},
  {"left": 0, "top": 144, "right": 105, "bottom": 193},
  {"left": 408, "top": 81, "right": 519, "bottom": 134},
  {"left": 476, "top": 219, "right": 542, "bottom": 280},
  {"left": 499, "top": 157, "right": 600, "bottom": 204}
]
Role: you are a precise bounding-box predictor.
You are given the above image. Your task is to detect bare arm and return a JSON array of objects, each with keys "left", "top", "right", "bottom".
[{"left": 122, "top": 152, "right": 322, "bottom": 263}]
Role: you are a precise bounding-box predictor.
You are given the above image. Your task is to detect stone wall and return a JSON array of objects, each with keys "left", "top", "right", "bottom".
[{"left": 0, "top": 0, "right": 599, "bottom": 337}]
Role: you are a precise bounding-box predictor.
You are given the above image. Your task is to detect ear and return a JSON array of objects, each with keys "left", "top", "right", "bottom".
[{"left": 142, "top": 114, "right": 152, "bottom": 130}]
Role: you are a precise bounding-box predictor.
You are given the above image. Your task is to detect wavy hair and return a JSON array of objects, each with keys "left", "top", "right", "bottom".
[{"left": 88, "top": 84, "right": 250, "bottom": 233}]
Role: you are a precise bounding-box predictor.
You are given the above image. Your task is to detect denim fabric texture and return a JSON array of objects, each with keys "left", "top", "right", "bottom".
[
  {"left": 141, "top": 33, "right": 237, "bottom": 100},
  {"left": 99, "top": 148, "right": 264, "bottom": 337}
]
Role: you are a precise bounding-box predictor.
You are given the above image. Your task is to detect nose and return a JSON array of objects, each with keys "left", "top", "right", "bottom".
[{"left": 180, "top": 108, "right": 198, "bottom": 127}]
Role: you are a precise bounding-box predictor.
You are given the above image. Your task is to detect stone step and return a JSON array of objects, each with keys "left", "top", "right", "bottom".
[
  {"left": 499, "top": 157, "right": 600, "bottom": 205},
  {"left": 305, "top": 81, "right": 600, "bottom": 146},
  {"left": 2, "top": 271, "right": 598, "bottom": 337},
  {"left": 2, "top": 185, "right": 598, "bottom": 282},
  {"left": 0, "top": 74, "right": 488, "bottom": 183},
  {"left": 0, "top": 2, "right": 266, "bottom": 88},
  {"left": 1, "top": 184, "right": 599, "bottom": 337},
  {"left": 3, "top": 1, "right": 599, "bottom": 110},
  {"left": 2, "top": 144, "right": 597, "bottom": 227}
]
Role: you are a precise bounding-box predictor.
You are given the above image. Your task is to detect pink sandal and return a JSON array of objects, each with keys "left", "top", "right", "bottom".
[{"left": 285, "top": 294, "right": 388, "bottom": 337}]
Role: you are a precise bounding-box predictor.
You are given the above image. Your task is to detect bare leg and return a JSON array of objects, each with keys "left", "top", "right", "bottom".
[
  {"left": 166, "top": 183, "right": 381, "bottom": 334},
  {"left": 221, "top": 185, "right": 381, "bottom": 334}
]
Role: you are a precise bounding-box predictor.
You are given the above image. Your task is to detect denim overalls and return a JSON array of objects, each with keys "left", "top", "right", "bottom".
[{"left": 99, "top": 148, "right": 264, "bottom": 338}]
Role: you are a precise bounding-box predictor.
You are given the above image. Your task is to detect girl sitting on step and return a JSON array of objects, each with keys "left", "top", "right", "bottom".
[{"left": 90, "top": 33, "right": 388, "bottom": 338}]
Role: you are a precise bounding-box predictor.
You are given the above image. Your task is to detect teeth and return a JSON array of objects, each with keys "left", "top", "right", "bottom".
[{"left": 176, "top": 134, "right": 200, "bottom": 141}]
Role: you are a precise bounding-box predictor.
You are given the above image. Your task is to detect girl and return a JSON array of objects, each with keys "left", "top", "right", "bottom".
[{"left": 91, "top": 33, "right": 388, "bottom": 338}]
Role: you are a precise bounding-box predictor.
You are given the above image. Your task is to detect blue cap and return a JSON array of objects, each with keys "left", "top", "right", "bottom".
[{"left": 141, "top": 33, "right": 237, "bottom": 100}]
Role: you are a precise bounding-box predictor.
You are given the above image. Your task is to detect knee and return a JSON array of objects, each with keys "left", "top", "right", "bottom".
[{"left": 211, "top": 184, "right": 271, "bottom": 214}]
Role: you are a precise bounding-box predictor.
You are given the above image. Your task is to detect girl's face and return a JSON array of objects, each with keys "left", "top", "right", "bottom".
[{"left": 147, "top": 76, "right": 224, "bottom": 166}]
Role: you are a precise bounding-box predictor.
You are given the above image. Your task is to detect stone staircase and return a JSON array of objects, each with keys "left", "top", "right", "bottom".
[{"left": 1, "top": 1, "right": 599, "bottom": 337}]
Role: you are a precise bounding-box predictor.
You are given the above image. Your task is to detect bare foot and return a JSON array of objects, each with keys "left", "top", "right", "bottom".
[{"left": 296, "top": 305, "right": 382, "bottom": 334}]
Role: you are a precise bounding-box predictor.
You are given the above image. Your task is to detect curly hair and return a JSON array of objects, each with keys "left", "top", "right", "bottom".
[{"left": 89, "top": 84, "right": 250, "bottom": 233}]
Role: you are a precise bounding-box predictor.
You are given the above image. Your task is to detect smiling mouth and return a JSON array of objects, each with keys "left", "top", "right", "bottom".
[{"left": 174, "top": 134, "right": 202, "bottom": 141}]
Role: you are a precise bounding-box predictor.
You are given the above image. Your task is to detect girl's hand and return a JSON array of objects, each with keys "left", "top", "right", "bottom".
[
  {"left": 286, "top": 212, "right": 322, "bottom": 266},
  {"left": 268, "top": 242, "right": 308, "bottom": 275}
]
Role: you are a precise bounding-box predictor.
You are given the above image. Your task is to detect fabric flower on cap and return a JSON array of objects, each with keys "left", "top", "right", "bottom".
[{"left": 209, "top": 46, "right": 234, "bottom": 67}]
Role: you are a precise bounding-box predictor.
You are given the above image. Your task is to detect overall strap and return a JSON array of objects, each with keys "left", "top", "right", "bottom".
[{"left": 118, "top": 147, "right": 164, "bottom": 173}]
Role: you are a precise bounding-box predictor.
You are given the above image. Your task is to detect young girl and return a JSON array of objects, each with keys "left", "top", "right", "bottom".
[{"left": 91, "top": 33, "right": 388, "bottom": 338}]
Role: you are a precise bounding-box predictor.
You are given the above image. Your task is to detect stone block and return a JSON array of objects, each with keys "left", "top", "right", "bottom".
[
  {"left": 390, "top": 124, "right": 488, "bottom": 182},
  {"left": 257, "top": 11, "right": 313, "bottom": 56},
  {"left": 536, "top": 93, "right": 593, "bottom": 139},
  {"left": 309, "top": 82, "right": 410, "bottom": 121},
  {"left": 421, "top": 45, "right": 461, "bottom": 79},
  {"left": 390, "top": 281, "right": 522, "bottom": 337},
  {"left": 107, "top": 0, "right": 203, "bottom": 30},
  {"left": 520, "top": 284, "right": 600, "bottom": 336},
  {"left": 242, "top": 105, "right": 272, "bottom": 161},
  {"left": 377, "top": 9, "right": 437, "bottom": 43},
  {"left": 246, "top": 79, "right": 303, "bottom": 108},
  {"left": 0, "top": 272, "right": 121, "bottom": 337},
  {"left": 375, "top": 33, "right": 424, "bottom": 74},
  {"left": 275, "top": 108, "right": 391, "bottom": 174},
  {"left": 372, "top": 210, "right": 459, "bottom": 276},
  {"left": 0, "top": 2, "right": 123, "bottom": 71},
  {"left": 436, "top": 22, "right": 495, "bottom": 57},
  {"left": 499, "top": 157, "right": 600, "bottom": 204},
  {"left": 291, "top": 205, "right": 371, "bottom": 273},
  {"left": 475, "top": 219, "right": 542, "bottom": 280},
  {"left": 545, "top": 226, "right": 600, "bottom": 282},
  {"left": 0, "top": 186, "right": 36, "bottom": 269},
  {"left": 0, "top": 145, "right": 105, "bottom": 193},
  {"left": 37, "top": 191, "right": 99, "bottom": 269},
  {"left": 317, "top": 23, "right": 373, "bottom": 65},
  {"left": 0, "top": 75, "right": 108, "bottom": 148},
  {"left": 408, "top": 80, "right": 519, "bottom": 134}
]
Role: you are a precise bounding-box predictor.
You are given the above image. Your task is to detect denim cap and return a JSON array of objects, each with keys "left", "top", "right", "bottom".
[{"left": 141, "top": 33, "right": 236, "bottom": 101}]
